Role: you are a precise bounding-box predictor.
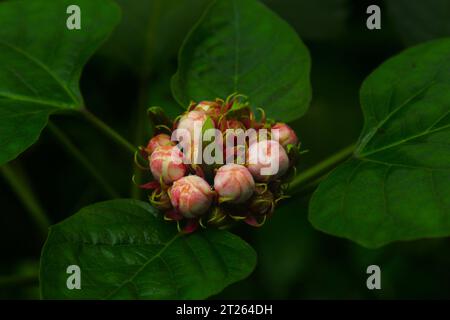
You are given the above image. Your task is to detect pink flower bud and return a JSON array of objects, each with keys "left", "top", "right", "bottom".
[
  {"left": 146, "top": 133, "right": 174, "bottom": 155},
  {"left": 169, "top": 175, "right": 214, "bottom": 218},
  {"left": 149, "top": 146, "right": 187, "bottom": 184},
  {"left": 224, "top": 145, "right": 246, "bottom": 165},
  {"left": 194, "top": 101, "right": 221, "bottom": 120},
  {"left": 175, "top": 110, "right": 209, "bottom": 162},
  {"left": 247, "top": 140, "right": 289, "bottom": 182},
  {"left": 214, "top": 164, "right": 255, "bottom": 203},
  {"left": 177, "top": 110, "right": 209, "bottom": 137},
  {"left": 272, "top": 122, "right": 298, "bottom": 147}
]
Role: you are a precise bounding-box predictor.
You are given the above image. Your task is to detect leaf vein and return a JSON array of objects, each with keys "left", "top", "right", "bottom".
[{"left": 0, "top": 40, "right": 79, "bottom": 105}]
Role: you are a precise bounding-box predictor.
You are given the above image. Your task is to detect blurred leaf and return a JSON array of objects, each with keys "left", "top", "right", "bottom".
[
  {"left": 0, "top": 260, "right": 39, "bottom": 299},
  {"left": 147, "top": 72, "right": 185, "bottom": 119},
  {"left": 40, "top": 199, "right": 256, "bottom": 299},
  {"left": 0, "top": 0, "right": 120, "bottom": 165},
  {"left": 263, "top": 0, "right": 350, "bottom": 41},
  {"left": 310, "top": 39, "right": 450, "bottom": 248},
  {"left": 172, "top": 0, "right": 311, "bottom": 122},
  {"left": 100, "top": 0, "right": 211, "bottom": 77},
  {"left": 388, "top": 0, "right": 450, "bottom": 46}
]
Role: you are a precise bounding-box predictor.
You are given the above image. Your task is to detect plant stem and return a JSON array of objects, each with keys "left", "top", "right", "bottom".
[
  {"left": 0, "top": 272, "right": 38, "bottom": 288},
  {"left": 130, "top": 1, "right": 162, "bottom": 200},
  {"left": 130, "top": 82, "right": 151, "bottom": 200},
  {"left": 0, "top": 164, "right": 50, "bottom": 237},
  {"left": 81, "top": 109, "right": 137, "bottom": 156},
  {"left": 289, "top": 175, "right": 327, "bottom": 199},
  {"left": 288, "top": 144, "right": 356, "bottom": 194},
  {"left": 47, "top": 121, "right": 120, "bottom": 199}
]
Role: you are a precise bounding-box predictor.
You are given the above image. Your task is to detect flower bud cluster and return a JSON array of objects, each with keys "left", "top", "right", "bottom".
[{"left": 136, "top": 94, "right": 301, "bottom": 233}]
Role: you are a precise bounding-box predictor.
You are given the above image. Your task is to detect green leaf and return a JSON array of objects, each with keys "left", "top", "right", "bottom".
[
  {"left": 40, "top": 199, "right": 256, "bottom": 299},
  {"left": 172, "top": 0, "right": 311, "bottom": 122},
  {"left": 309, "top": 39, "right": 450, "bottom": 248},
  {"left": 387, "top": 0, "right": 450, "bottom": 46},
  {"left": 0, "top": 0, "right": 120, "bottom": 165}
]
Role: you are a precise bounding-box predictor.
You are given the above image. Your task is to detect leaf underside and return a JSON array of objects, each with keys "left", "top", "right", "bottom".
[
  {"left": 310, "top": 38, "right": 450, "bottom": 248},
  {"left": 40, "top": 199, "right": 257, "bottom": 299}
]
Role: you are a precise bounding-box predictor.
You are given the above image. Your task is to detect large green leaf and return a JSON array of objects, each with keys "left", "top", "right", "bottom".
[
  {"left": 171, "top": 0, "right": 311, "bottom": 122},
  {"left": 40, "top": 199, "right": 256, "bottom": 299},
  {"left": 0, "top": 0, "right": 120, "bottom": 165},
  {"left": 388, "top": 0, "right": 450, "bottom": 46},
  {"left": 309, "top": 39, "right": 450, "bottom": 248}
]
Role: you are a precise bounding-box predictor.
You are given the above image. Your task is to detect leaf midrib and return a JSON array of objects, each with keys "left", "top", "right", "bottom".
[
  {"left": 0, "top": 40, "right": 79, "bottom": 109},
  {"left": 356, "top": 122, "right": 450, "bottom": 159},
  {"left": 356, "top": 80, "right": 436, "bottom": 156},
  {"left": 103, "top": 233, "right": 182, "bottom": 299},
  {"left": 356, "top": 49, "right": 450, "bottom": 158},
  {"left": 0, "top": 92, "right": 74, "bottom": 109}
]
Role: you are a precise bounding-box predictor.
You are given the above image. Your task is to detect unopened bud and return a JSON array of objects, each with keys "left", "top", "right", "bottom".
[
  {"left": 247, "top": 140, "right": 289, "bottom": 182},
  {"left": 146, "top": 133, "right": 174, "bottom": 155},
  {"left": 169, "top": 175, "right": 214, "bottom": 218},
  {"left": 214, "top": 164, "right": 255, "bottom": 204},
  {"left": 149, "top": 146, "right": 187, "bottom": 184},
  {"left": 272, "top": 122, "right": 298, "bottom": 147}
]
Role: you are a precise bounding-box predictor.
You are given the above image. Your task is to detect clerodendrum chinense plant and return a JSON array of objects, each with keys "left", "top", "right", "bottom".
[{"left": 0, "top": 0, "right": 448, "bottom": 299}]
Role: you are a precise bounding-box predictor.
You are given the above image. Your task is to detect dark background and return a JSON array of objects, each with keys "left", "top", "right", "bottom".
[{"left": 1, "top": 0, "right": 450, "bottom": 299}]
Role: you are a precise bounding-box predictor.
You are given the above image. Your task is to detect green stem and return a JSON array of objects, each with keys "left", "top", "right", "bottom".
[
  {"left": 130, "top": 2, "right": 162, "bottom": 200},
  {"left": 81, "top": 109, "right": 137, "bottom": 156},
  {"left": 289, "top": 175, "right": 326, "bottom": 199},
  {"left": 288, "top": 144, "right": 356, "bottom": 194},
  {"left": 0, "top": 272, "right": 38, "bottom": 288},
  {"left": 48, "top": 122, "right": 120, "bottom": 199},
  {"left": 131, "top": 79, "right": 153, "bottom": 199},
  {"left": 0, "top": 164, "right": 50, "bottom": 237},
  {"left": 130, "top": 82, "right": 151, "bottom": 200}
]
